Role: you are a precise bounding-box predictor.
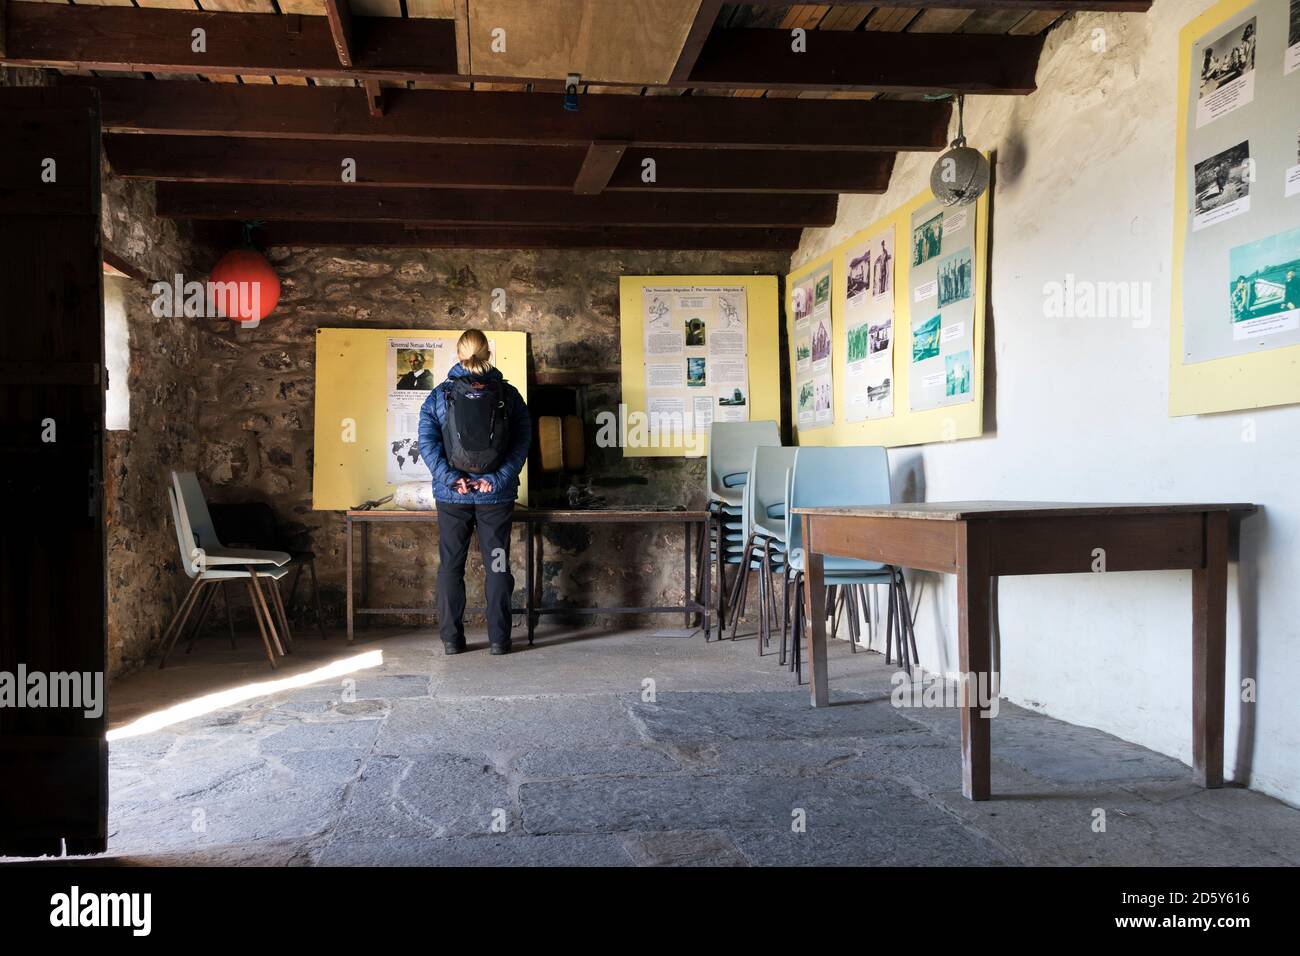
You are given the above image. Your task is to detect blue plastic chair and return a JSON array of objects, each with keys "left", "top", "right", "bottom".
[
  {"left": 705, "top": 421, "right": 780, "bottom": 634},
  {"left": 783, "top": 446, "right": 917, "bottom": 681},
  {"left": 728, "top": 445, "right": 797, "bottom": 651}
]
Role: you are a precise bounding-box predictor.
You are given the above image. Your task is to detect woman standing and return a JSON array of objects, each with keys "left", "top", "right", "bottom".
[{"left": 417, "top": 330, "right": 531, "bottom": 655}]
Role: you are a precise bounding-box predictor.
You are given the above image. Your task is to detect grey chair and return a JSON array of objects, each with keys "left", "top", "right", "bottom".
[{"left": 159, "top": 471, "right": 293, "bottom": 670}]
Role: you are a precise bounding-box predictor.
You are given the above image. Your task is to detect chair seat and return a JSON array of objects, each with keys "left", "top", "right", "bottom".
[
  {"left": 788, "top": 552, "right": 892, "bottom": 575},
  {"left": 753, "top": 518, "right": 786, "bottom": 541},
  {"left": 197, "top": 565, "right": 292, "bottom": 582}
]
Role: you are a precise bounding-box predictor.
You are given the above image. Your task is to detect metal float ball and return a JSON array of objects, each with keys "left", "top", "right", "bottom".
[{"left": 930, "top": 144, "right": 990, "bottom": 207}]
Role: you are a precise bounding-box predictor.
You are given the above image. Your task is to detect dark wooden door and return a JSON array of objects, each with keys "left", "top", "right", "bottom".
[{"left": 0, "top": 86, "right": 108, "bottom": 856}]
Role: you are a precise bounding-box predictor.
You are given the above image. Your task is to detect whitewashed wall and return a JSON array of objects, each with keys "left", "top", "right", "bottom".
[{"left": 794, "top": 0, "right": 1300, "bottom": 806}]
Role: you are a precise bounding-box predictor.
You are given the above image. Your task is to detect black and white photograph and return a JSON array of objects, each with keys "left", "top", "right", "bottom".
[
  {"left": 937, "top": 247, "right": 973, "bottom": 308},
  {"left": 846, "top": 249, "right": 872, "bottom": 298},
  {"left": 1193, "top": 140, "right": 1252, "bottom": 230},
  {"left": 1196, "top": 17, "right": 1256, "bottom": 127},
  {"left": 1288, "top": 0, "right": 1300, "bottom": 75}
]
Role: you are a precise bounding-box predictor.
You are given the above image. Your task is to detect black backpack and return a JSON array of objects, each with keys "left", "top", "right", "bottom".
[{"left": 441, "top": 376, "right": 511, "bottom": 475}]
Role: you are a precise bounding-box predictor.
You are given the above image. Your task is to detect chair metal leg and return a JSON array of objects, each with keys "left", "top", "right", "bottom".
[
  {"left": 885, "top": 577, "right": 897, "bottom": 666},
  {"left": 244, "top": 578, "right": 279, "bottom": 669},
  {"left": 158, "top": 577, "right": 205, "bottom": 669},
  {"left": 249, "top": 571, "right": 285, "bottom": 657},
  {"left": 222, "top": 582, "right": 237, "bottom": 648},
  {"left": 728, "top": 533, "right": 756, "bottom": 641},
  {"left": 184, "top": 584, "right": 220, "bottom": 654},
  {"left": 269, "top": 577, "right": 295, "bottom": 652},
  {"left": 308, "top": 559, "right": 328, "bottom": 640}
]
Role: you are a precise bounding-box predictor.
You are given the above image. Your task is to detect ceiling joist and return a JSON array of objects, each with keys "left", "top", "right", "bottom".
[
  {"left": 80, "top": 78, "right": 951, "bottom": 152},
  {"left": 102, "top": 135, "right": 896, "bottom": 194},
  {"left": 194, "top": 221, "right": 803, "bottom": 252},
  {"left": 154, "top": 182, "right": 839, "bottom": 228}
]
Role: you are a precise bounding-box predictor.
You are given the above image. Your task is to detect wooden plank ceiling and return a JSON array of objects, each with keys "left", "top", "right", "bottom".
[{"left": 0, "top": 0, "right": 1152, "bottom": 251}]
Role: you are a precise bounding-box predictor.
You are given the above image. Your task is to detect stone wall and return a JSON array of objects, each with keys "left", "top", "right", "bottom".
[{"left": 194, "top": 247, "right": 790, "bottom": 631}]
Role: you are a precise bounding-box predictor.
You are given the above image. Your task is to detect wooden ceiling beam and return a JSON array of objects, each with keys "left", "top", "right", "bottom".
[
  {"left": 103, "top": 135, "right": 896, "bottom": 194},
  {"left": 3, "top": 5, "right": 458, "bottom": 81},
  {"left": 194, "top": 221, "right": 803, "bottom": 251},
  {"left": 670, "top": 0, "right": 723, "bottom": 83},
  {"left": 686, "top": 26, "right": 1046, "bottom": 94},
  {"left": 81, "top": 78, "right": 951, "bottom": 151},
  {"left": 155, "top": 183, "right": 839, "bottom": 228}
]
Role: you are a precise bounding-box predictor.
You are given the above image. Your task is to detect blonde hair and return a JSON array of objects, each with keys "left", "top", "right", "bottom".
[{"left": 456, "top": 328, "right": 492, "bottom": 374}]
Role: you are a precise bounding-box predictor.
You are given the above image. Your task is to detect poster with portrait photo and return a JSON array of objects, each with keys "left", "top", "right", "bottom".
[
  {"left": 1193, "top": 141, "right": 1252, "bottom": 231},
  {"left": 385, "top": 337, "right": 450, "bottom": 483},
  {"left": 1196, "top": 17, "right": 1257, "bottom": 128},
  {"left": 909, "top": 199, "right": 978, "bottom": 412}
]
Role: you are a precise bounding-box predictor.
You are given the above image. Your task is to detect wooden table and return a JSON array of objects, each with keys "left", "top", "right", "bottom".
[
  {"left": 344, "top": 507, "right": 710, "bottom": 644},
  {"left": 794, "top": 501, "right": 1255, "bottom": 801}
]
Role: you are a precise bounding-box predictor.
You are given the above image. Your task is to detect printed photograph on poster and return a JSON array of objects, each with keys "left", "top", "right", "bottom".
[
  {"left": 1229, "top": 225, "right": 1300, "bottom": 341},
  {"left": 1193, "top": 141, "right": 1252, "bottom": 231},
  {"left": 684, "top": 316, "right": 707, "bottom": 347},
  {"left": 686, "top": 357, "right": 707, "bottom": 387},
  {"left": 846, "top": 248, "right": 872, "bottom": 299},
  {"left": 1196, "top": 18, "right": 1256, "bottom": 128},
  {"left": 912, "top": 211, "right": 944, "bottom": 266},
  {"left": 847, "top": 322, "right": 871, "bottom": 365},
  {"left": 937, "top": 247, "right": 974, "bottom": 308},
  {"left": 795, "top": 328, "right": 812, "bottom": 370},
  {"left": 1286, "top": 0, "right": 1299, "bottom": 75},
  {"left": 793, "top": 281, "right": 814, "bottom": 323},
  {"left": 811, "top": 317, "right": 832, "bottom": 365},
  {"left": 716, "top": 386, "right": 747, "bottom": 422},
  {"left": 912, "top": 315, "right": 941, "bottom": 363},
  {"left": 945, "top": 351, "right": 973, "bottom": 398},
  {"left": 393, "top": 346, "right": 437, "bottom": 391},
  {"left": 797, "top": 381, "right": 815, "bottom": 424},
  {"left": 814, "top": 271, "right": 832, "bottom": 310},
  {"left": 872, "top": 236, "right": 893, "bottom": 298},
  {"left": 813, "top": 375, "right": 833, "bottom": 422},
  {"left": 867, "top": 378, "right": 892, "bottom": 409}
]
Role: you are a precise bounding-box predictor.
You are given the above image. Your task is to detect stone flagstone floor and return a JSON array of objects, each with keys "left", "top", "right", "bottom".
[{"left": 77, "top": 626, "right": 1300, "bottom": 866}]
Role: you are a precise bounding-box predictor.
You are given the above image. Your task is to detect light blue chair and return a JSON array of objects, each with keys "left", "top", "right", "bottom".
[
  {"left": 705, "top": 421, "right": 780, "bottom": 635},
  {"left": 160, "top": 471, "right": 293, "bottom": 669},
  {"left": 728, "top": 445, "right": 798, "bottom": 651},
  {"left": 784, "top": 446, "right": 917, "bottom": 682}
]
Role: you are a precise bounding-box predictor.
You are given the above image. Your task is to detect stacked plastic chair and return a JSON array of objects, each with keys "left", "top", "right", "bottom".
[
  {"left": 705, "top": 421, "right": 780, "bottom": 637},
  {"left": 727, "top": 445, "right": 798, "bottom": 653}
]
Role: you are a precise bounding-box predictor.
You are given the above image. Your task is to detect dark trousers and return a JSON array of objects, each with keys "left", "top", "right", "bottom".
[{"left": 435, "top": 500, "right": 515, "bottom": 647}]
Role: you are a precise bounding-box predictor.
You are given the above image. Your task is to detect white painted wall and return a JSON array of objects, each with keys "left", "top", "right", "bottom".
[{"left": 794, "top": 0, "right": 1300, "bottom": 806}]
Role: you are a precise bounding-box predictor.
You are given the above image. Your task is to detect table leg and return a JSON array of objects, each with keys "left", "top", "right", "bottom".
[
  {"left": 1193, "top": 511, "right": 1228, "bottom": 789},
  {"left": 803, "top": 515, "right": 830, "bottom": 707},
  {"left": 345, "top": 515, "right": 355, "bottom": 645},
  {"left": 360, "top": 520, "right": 371, "bottom": 631},
  {"left": 526, "top": 521, "right": 536, "bottom": 646},
  {"left": 702, "top": 519, "right": 712, "bottom": 638},
  {"left": 956, "top": 520, "right": 992, "bottom": 801},
  {"left": 684, "top": 522, "right": 692, "bottom": 629}
]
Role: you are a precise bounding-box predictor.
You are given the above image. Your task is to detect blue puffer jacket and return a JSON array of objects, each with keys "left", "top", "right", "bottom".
[{"left": 417, "top": 364, "right": 531, "bottom": 504}]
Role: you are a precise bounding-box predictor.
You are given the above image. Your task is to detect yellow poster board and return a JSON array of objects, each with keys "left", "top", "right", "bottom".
[
  {"left": 312, "top": 327, "right": 530, "bottom": 510},
  {"left": 618, "top": 274, "right": 781, "bottom": 457},
  {"left": 1170, "top": 0, "right": 1300, "bottom": 416},
  {"left": 788, "top": 182, "right": 989, "bottom": 448}
]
